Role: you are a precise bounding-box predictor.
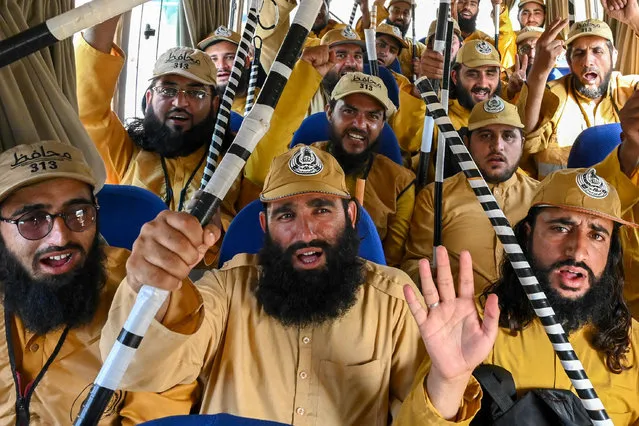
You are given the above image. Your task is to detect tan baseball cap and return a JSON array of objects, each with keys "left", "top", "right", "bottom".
[
  {"left": 468, "top": 96, "right": 524, "bottom": 131},
  {"left": 151, "top": 47, "right": 217, "bottom": 86},
  {"left": 0, "top": 141, "right": 99, "bottom": 203},
  {"left": 388, "top": 0, "right": 415, "bottom": 6},
  {"left": 376, "top": 23, "right": 409, "bottom": 49},
  {"left": 455, "top": 40, "right": 501, "bottom": 69},
  {"left": 516, "top": 26, "right": 544, "bottom": 44},
  {"left": 566, "top": 19, "right": 614, "bottom": 46},
  {"left": 531, "top": 168, "right": 638, "bottom": 228},
  {"left": 261, "top": 145, "right": 350, "bottom": 202},
  {"left": 427, "top": 19, "right": 462, "bottom": 40},
  {"left": 320, "top": 26, "right": 365, "bottom": 48},
  {"left": 197, "top": 26, "right": 242, "bottom": 50},
  {"left": 518, "top": 0, "right": 545, "bottom": 8},
  {"left": 331, "top": 72, "right": 397, "bottom": 116}
]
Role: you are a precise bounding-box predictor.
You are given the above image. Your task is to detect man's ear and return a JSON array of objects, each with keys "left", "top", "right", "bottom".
[
  {"left": 612, "top": 47, "right": 618, "bottom": 69},
  {"left": 347, "top": 200, "right": 358, "bottom": 228},
  {"left": 259, "top": 211, "right": 267, "bottom": 232},
  {"left": 524, "top": 221, "right": 532, "bottom": 238},
  {"left": 451, "top": 69, "right": 459, "bottom": 86},
  {"left": 211, "top": 92, "right": 220, "bottom": 113},
  {"left": 325, "top": 102, "right": 333, "bottom": 122}
]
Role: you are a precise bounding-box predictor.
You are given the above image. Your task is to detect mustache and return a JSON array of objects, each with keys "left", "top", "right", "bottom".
[
  {"left": 548, "top": 258, "right": 595, "bottom": 278},
  {"left": 342, "top": 127, "right": 368, "bottom": 138},
  {"left": 286, "top": 239, "right": 332, "bottom": 256},
  {"left": 471, "top": 86, "right": 491, "bottom": 94}
]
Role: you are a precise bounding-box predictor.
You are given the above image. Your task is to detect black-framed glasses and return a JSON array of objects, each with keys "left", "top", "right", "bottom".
[
  {"left": 0, "top": 204, "right": 99, "bottom": 240},
  {"left": 518, "top": 44, "right": 535, "bottom": 55},
  {"left": 152, "top": 86, "right": 210, "bottom": 101}
]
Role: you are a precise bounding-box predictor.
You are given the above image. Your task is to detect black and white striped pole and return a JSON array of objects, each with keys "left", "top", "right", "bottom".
[
  {"left": 200, "top": 0, "right": 261, "bottom": 190},
  {"left": 493, "top": 3, "right": 500, "bottom": 51},
  {"left": 411, "top": 1, "right": 418, "bottom": 83},
  {"left": 245, "top": 35, "right": 262, "bottom": 115},
  {"left": 364, "top": 4, "right": 380, "bottom": 77},
  {"left": 348, "top": 1, "right": 359, "bottom": 27},
  {"left": 0, "top": 0, "right": 150, "bottom": 69},
  {"left": 414, "top": 76, "right": 613, "bottom": 426},
  {"left": 568, "top": 0, "right": 576, "bottom": 28},
  {"left": 73, "top": 1, "right": 324, "bottom": 424},
  {"left": 431, "top": 0, "right": 452, "bottom": 263}
]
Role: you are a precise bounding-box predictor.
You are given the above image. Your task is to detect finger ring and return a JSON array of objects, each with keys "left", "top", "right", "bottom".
[{"left": 427, "top": 301, "right": 440, "bottom": 309}]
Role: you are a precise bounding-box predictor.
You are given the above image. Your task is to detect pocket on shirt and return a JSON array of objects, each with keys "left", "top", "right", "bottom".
[{"left": 317, "top": 359, "right": 384, "bottom": 426}]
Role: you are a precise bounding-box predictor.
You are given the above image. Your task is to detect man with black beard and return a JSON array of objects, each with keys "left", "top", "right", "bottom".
[
  {"left": 308, "top": 0, "right": 346, "bottom": 42},
  {"left": 396, "top": 167, "right": 639, "bottom": 424},
  {"left": 402, "top": 96, "right": 539, "bottom": 293},
  {"left": 197, "top": 26, "right": 253, "bottom": 115},
  {"left": 77, "top": 17, "right": 240, "bottom": 223},
  {"left": 0, "top": 141, "right": 198, "bottom": 424},
  {"left": 521, "top": 17, "right": 639, "bottom": 180},
  {"left": 100, "top": 144, "right": 425, "bottom": 424}
]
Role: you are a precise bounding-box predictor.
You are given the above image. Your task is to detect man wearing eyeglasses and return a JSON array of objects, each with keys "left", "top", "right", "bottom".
[
  {"left": 503, "top": 26, "right": 544, "bottom": 102},
  {"left": 0, "top": 141, "right": 197, "bottom": 424},
  {"left": 76, "top": 17, "right": 242, "bottom": 239}
]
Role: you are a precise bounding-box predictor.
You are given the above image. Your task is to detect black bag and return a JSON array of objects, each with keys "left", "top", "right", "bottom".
[{"left": 470, "top": 364, "right": 592, "bottom": 426}]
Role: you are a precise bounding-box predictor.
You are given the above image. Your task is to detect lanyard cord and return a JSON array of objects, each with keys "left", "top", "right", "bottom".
[
  {"left": 160, "top": 149, "right": 208, "bottom": 212},
  {"left": 5, "top": 309, "right": 70, "bottom": 425}
]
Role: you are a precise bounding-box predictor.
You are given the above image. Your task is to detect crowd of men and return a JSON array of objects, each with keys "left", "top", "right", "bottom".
[{"left": 2, "top": 0, "right": 639, "bottom": 424}]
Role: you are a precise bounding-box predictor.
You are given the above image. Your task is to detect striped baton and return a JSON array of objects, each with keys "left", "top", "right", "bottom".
[
  {"left": 73, "top": 0, "right": 324, "bottom": 424},
  {"left": 414, "top": 76, "right": 613, "bottom": 426}
]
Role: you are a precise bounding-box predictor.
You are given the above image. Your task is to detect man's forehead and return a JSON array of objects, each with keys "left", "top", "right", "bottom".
[
  {"left": 520, "top": 2, "right": 544, "bottom": 11},
  {"left": 518, "top": 38, "right": 539, "bottom": 47},
  {"left": 204, "top": 40, "right": 238, "bottom": 55},
  {"left": 474, "top": 124, "right": 519, "bottom": 133},
  {"left": 268, "top": 194, "right": 340, "bottom": 210},
  {"left": 338, "top": 94, "right": 385, "bottom": 112},
  {"left": 570, "top": 35, "right": 610, "bottom": 49},
  {"left": 390, "top": 2, "right": 411, "bottom": 11},
  {"left": 376, "top": 34, "right": 402, "bottom": 49},
  {"left": 461, "top": 64, "right": 500, "bottom": 73},
  {"left": 3, "top": 178, "right": 92, "bottom": 208},
  {"left": 537, "top": 207, "right": 614, "bottom": 229},
  {"left": 331, "top": 44, "right": 364, "bottom": 54},
  {"left": 156, "top": 75, "right": 206, "bottom": 87}
]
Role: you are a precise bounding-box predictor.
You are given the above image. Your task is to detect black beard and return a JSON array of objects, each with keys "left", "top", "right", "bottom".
[
  {"left": 312, "top": 14, "right": 330, "bottom": 34},
  {"left": 529, "top": 256, "right": 613, "bottom": 334},
  {"left": 455, "top": 80, "right": 503, "bottom": 111},
  {"left": 328, "top": 127, "right": 379, "bottom": 176},
  {"left": 573, "top": 68, "right": 613, "bottom": 100},
  {"left": 126, "top": 104, "right": 215, "bottom": 158},
  {"left": 256, "top": 222, "right": 364, "bottom": 328},
  {"left": 0, "top": 234, "right": 106, "bottom": 335},
  {"left": 385, "top": 18, "right": 409, "bottom": 37},
  {"left": 457, "top": 13, "right": 478, "bottom": 35}
]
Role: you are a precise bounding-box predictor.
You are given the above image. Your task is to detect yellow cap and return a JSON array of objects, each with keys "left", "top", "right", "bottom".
[
  {"left": 516, "top": 26, "right": 544, "bottom": 44},
  {"left": 198, "top": 26, "right": 242, "bottom": 50},
  {"left": 261, "top": 145, "right": 350, "bottom": 202},
  {"left": 531, "top": 168, "right": 638, "bottom": 228},
  {"left": 376, "top": 23, "right": 409, "bottom": 49},
  {"left": 468, "top": 96, "right": 524, "bottom": 131},
  {"left": 566, "top": 19, "right": 614, "bottom": 45},
  {"left": 455, "top": 40, "right": 501, "bottom": 69},
  {"left": 388, "top": 0, "right": 415, "bottom": 6},
  {"left": 331, "top": 72, "right": 397, "bottom": 116},
  {"left": 518, "top": 0, "right": 545, "bottom": 8},
  {"left": 427, "top": 19, "right": 462, "bottom": 40},
  {"left": 151, "top": 47, "right": 217, "bottom": 86},
  {"left": 0, "top": 141, "right": 99, "bottom": 203},
  {"left": 320, "top": 26, "right": 365, "bottom": 48}
]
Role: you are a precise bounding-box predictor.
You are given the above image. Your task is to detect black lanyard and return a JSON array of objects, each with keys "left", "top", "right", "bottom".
[
  {"left": 160, "top": 150, "right": 208, "bottom": 212},
  {"left": 5, "top": 309, "right": 70, "bottom": 425}
]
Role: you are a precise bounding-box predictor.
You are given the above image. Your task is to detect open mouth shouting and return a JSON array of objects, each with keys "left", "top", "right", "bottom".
[
  {"left": 471, "top": 87, "right": 491, "bottom": 102},
  {"left": 36, "top": 249, "right": 82, "bottom": 275},
  {"left": 293, "top": 247, "right": 325, "bottom": 269}
]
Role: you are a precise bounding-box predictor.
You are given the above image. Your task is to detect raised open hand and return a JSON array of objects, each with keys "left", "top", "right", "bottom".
[
  {"left": 404, "top": 247, "right": 500, "bottom": 383},
  {"left": 530, "top": 18, "right": 567, "bottom": 77}
]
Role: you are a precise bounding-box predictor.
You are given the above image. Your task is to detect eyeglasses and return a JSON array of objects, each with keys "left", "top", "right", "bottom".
[
  {"left": 0, "top": 204, "right": 99, "bottom": 240},
  {"left": 152, "top": 86, "right": 210, "bottom": 101},
  {"left": 518, "top": 44, "right": 535, "bottom": 55}
]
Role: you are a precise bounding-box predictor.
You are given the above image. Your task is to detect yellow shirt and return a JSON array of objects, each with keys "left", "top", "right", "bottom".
[
  {"left": 101, "top": 254, "right": 425, "bottom": 425},
  {"left": 313, "top": 142, "right": 416, "bottom": 267},
  {"left": 0, "top": 247, "right": 198, "bottom": 425},
  {"left": 518, "top": 72, "right": 639, "bottom": 179},
  {"left": 254, "top": 0, "right": 298, "bottom": 72},
  {"left": 596, "top": 147, "right": 639, "bottom": 320},
  {"left": 402, "top": 170, "right": 539, "bottom": 293},
  {"left": 395, "top": 318, "right": 639, "bottom": 425},
  {"left": 389, "top": 71, "right": 427, "bottom": 155},
  {"left": 75, "top": 37, "right": 241, "bottom": 231}
]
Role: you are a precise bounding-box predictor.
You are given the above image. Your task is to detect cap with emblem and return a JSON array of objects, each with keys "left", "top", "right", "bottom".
[
  {"left": 518, "top": 0, "right": 545, "bottom": 8},
  {"left": 376, "top": 23, "right": 409, "bottom": 49},
  {"left": 530, "top": 168, "right": 638, "bottom": 227},
  {"left": 566, "top": 19, "right": 614, "bottom": 45},
  {"left": 468, "top": 96, "right": 524, "bottom": 131},
  {"left": 331, "top": 72, "right": 397, "bottom": 116},
  {"left": 151, "top": 47, "right": 217, "bottom": 86},
  {"left": 0, "top": 141, "right": 100, "bottom": 203},
  {"left": 427, "top": 19, "right": 462, "bottom": 40},
  {"left": 455, "top": 40, "right": 501, "bottom": 68},
  {"left": 197, "top": 26, "right": 242, "bottom": 51},
  {"left": 320, "top": 26, "right": 365, "bottom": 48},
  {"left": 516, "top": 26, "right": 544, "bottom": 44},
  {"left": 260, "top": 145, "right": 351, "bottom": 202}
]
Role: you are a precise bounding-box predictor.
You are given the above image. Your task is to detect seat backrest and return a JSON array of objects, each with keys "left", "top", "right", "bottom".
[
  {"left": 388, "top": 58, "right": 402, "bottom": 75},
  {"left": 219, "top": 199, "right": 386, "bottom": 265},
  {"left": 97, "top": 184, "right": 167, "bottom": 250},
  {"left": 140, "top": 413, "right": 288, "bottom": 426},
  {"left": 290, "top": 112, "right": 403, "bottom": 165},
  {"left": 568, "top": 123, "right": 622, "bottom": 168},
  {"left": 230, "top": 110, "right": 243, "bottom": 132},
  {"left": 363, "top": 62, "right": 400, "bottom": 109}
]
